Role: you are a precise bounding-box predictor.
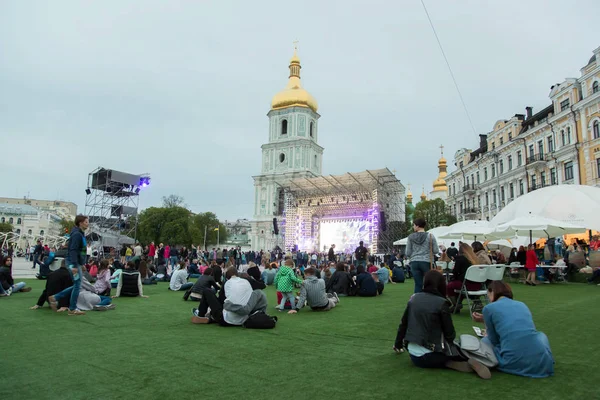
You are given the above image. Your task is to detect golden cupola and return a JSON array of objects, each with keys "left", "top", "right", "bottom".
[
  {"left": 432, "top": 146, "right": 448, "bottom": 192},
  {"left": 406, "top": 185, "right": 413, "bottom": 203},
  {"left": 271, "top": 48, "right": 318, "bottom": 113},
  {"left": 420, "top": 186, "right": 427, "bottom": 202}
]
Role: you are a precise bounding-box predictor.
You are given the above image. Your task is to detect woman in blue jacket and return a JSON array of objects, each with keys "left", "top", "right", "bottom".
[{"left": 473, "top": 281, "right": 554, "bottom": 378}]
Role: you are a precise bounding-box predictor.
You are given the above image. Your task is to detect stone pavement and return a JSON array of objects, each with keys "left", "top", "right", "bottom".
[{"left": 12, "top": 257, "right": 39, "bottom": 279}]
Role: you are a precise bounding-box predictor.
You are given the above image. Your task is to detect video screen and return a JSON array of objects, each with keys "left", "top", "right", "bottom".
[{"left": 319, "top": 220, "right": 370, "bottom": 253}]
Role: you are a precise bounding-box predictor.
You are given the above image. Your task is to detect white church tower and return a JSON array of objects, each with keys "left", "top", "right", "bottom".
[{"left": 250, "top": 48, "right": 324, "bottom": 251}]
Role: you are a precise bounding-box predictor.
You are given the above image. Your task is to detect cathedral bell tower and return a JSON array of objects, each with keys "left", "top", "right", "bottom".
[{"left": 250, "top": 47, "right": 324, "bottom": 251}]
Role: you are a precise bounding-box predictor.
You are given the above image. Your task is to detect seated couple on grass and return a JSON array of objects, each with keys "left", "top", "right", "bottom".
[
  {"left": 393, "top": 270, "right": 554, "bottom": 379},
  {"left": 185, "top": 267, "right": 221, "bottom": 301},
  {"left": 355, "top": 266, "right": 384, "bottom": 297},
  {"left": 287, "top": 267, "right": 339, "bottom": 314},
  {"left": 192, "top": 267, "right": 268, "bottom": 326}
]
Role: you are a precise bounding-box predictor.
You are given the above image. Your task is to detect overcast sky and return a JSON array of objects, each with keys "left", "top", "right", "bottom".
[{"left": 1, "top": 1, "right": 599, "bottom": 221}]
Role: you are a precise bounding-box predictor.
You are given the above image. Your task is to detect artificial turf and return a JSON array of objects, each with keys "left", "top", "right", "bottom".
[{"left": 1, "top": 279, "right": 598, "bottom": 400}]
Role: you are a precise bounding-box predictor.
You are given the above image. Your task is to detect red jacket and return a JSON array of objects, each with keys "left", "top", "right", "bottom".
[
  {"left": 148, "top": 244, "right": 156, "bottom": 257},
  {"left": 525, "top": 250, "right": 538, "bottom": 269}
]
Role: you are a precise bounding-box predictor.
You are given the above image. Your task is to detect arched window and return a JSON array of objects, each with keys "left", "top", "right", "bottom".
[
  {"left": 8, "top": 217, "right": 13, "bottom": 224},
  {"left": 594, "top": 120, "right": 600, "bottom": 140},
  {"left": 0, "top": 217, "right": 4, "bottom": 223},
  {"left": 16, "top": 218, "right": 21, "bottom": 225},
  {"left": 281, "top": 119, "right": 288, "bottom": 135},
  {"left": 27, "top": 229, "right": 32, "bottom": 235},
  {"left": 567, "top": 127, "right": 571, "bottom": 144},
  {"left": 593, "top": 81, "right": 599, "bottom": 94},
  {"left": 309, "top": 122, "right": 314, "bottom": 137},
  {"left": 561, "top": 130, "right": 565, "bottom": 146},
  {"left": 16, "top": 229, "right": 21, "bottom": 234},
  {"left": 40, "top": 230, "right": 45, "bottom": 236}
]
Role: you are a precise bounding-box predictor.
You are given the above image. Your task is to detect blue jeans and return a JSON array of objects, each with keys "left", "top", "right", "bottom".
[
  {"left": 355, "top": 259, "right": 367, "bottom": 268},
  {"left": 170, "top": 256, "right": 178, "bottom": 268},
  {"left": 279, "top": 291, "right": 296, "bottom": 310},
  {"left": 12, "top": 282, "right": 26, "bottom": 292},
  {"left": 33, "top": 254, "right": 42, "bottom": 269},
  {"left": 410, "top": 261, "right": 431, "bottom": 293},
  {"left": 98, "top": 296, "right": 112, "bottom": 306},
  {"left": 68, "top": 265, "right": 82, "bottom": 310}
]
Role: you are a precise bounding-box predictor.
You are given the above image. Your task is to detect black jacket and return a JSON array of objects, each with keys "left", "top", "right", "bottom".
[
  {"left": 451, "top": 255, "right": 472, "bottom": 282},
  {"left": 394, "top": 292, "right": 456, "bottom": 352},
  {"left": 67, "top": 226, "right": 86, "bottom": 266},
  {"left": 0, "top": 266, "right": 14, "bottom": 290},
  {"left": 446, "top": 247, "right": 459, "bottom": 260},
  {"left": 328, "top": 247, "right": 335, "bottom": 262},
  {"left": 517, "top": 250, "right": 527, "bottom": 265},
  {"left": 36, "top": 267, "right": 72, "bottom": 307},
  {"left": 326, "top": 271, "right": 354, "bottom": 295}
]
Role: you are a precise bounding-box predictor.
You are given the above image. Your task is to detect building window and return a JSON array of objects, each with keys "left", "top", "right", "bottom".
[
  {"left": 508, "top": 132, "right": 512, "bottom": 140},
  {"left": 309, "top": 122, "right": 314, "bottom": 137},
  {"left": 529, "top": 145, "right": 534, "bottom": 158},
  {"left": 538, "top": 140, "right": 544, "bottom": 157},
  {"left": 314, "top": 154, "right": 318, "bottom": 168},
  {"left": 476, "top": 172, "right": 480, "bottom": 184},
  {"left": 547, "top": 136, "right": 554, "bottom": 152},
  {"left": 491, "top": 165, "right": 496, "bottom": 178},
  {"left": 459, "top": 202, "right": 463, "bottom": 214},
  {"left": 16, "top": 229, "right": 21, "bottom": 234},
  {"left": 564, "top": 161, "right": 574, "bottom": 181},
  {"left": 501, "top": 186, "right": 505, "bottom": 203},
  {"left": 453, "top": 183, "right": 456, "bottom": 195},
  {"left": 499, "top": 137, "right": 504, "bottom": 146},
  {"left": 519, "top": 179, "right": 524, "bottom": 195},
  {"left": 509, "top": 183, "right": 514, "bottom": 199},
  {"left": 16, "top": 218, "right": 21, "bottom": 225},
  {"left": 560, "top": 99, "right": 570, "bottom": 111},
  {"left": 597, "top": 158, "right": 600, "bottom": 179},
  {"left": 492, "top": 189, "right": 497, "bottom": 205},
  {"left": 40, "top": 230, "right": 45, "bottom": 236},
  {"left": 8, "top": 217, "right": 13, "bottom": 224},
  {"left": 279, "top": 153, "right": 285, "bottom": 163},
  {"left": 593, "top": 81, "right": 599, "bottom": 94},
  {"left": 499, "top": 160, "right": 504, "bottom": 174},
  {"left": 551, "top": 168, "right": 557, "bottom": 185},
  {"left": 492, "top": 141, "right": 495, "bottom": 150},
  {"left": 485, "top": 192, "right": 489, "bottom": 206},
  {"left": 459, "top": 161, "right": 464, "bottom": 168},
  {"left": 281, "top": 119, "right": 288, "bottom": 135},
  {"left": 561, "top": 130, "right": 566, "bottom": 146},
  {"left": 541, "top": 171, "right": 546, "bottom": 187},
  {"left": 28, "top": 229, "right": 32, "bottom": 235},
  {"left": 594, "top": 121, "right": 600, "bottom": 139},
  {"left": 567, "top": 127, "right": 572, "bottom": 144},
  {"left": 531, "top": 175, "right": 537, "bottom": 188},
  {"left": 517, "top": 151, "right": 522, "bottom": 166},
  {"left": 477, "top": 195, "right": 481, "bottom": 208},
  {"left": 484, "top": 168, "right": 488, "bottom": 181},
  {"left": 508, "top": 155, "right": 513, "bottom": 170},
  {"left": 0, "top": 217, "right": 4, "bottom": 223}
]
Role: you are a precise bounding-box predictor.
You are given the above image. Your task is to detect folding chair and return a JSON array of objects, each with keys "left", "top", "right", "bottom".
[
  {"left": 508, "top": 262, "right": 521, "bottom": 283},
  {"left": 487, "top": 265, "right": 506, "bottom": 282},
  {"left": 454, "top": 265, "right": 489, "bottom": 319}
]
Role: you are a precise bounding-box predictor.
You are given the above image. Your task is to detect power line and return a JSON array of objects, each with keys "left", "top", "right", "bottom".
[{"left": 420, "top": 0, "right": 477, "bottom": 135}]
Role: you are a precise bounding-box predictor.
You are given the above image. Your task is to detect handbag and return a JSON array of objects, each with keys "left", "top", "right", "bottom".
[
  {"left": 243, "top": 311, "right": 278, "bottom": 329},
  {"left": 441, "top": 334, "right": 462, "bottom": 357},
  {"left": 457, "top": 334, "right": 498, "bottom": 367},
  {"left": 429, "top": 234, "right": 435, "bottom": 270}
]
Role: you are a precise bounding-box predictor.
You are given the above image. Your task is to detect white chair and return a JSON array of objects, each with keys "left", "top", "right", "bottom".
[
  {"left": 454, "top": 265, "right": 489, "bottom": 318},
  {"left": 436, "top": 261, "right": 447, "bottom": 270},
  {"left": 447, "top": 261, "right": 455, "bottom": 270},
  {"left": 487, "top": 265, "right": 506, "bottom": 281}
]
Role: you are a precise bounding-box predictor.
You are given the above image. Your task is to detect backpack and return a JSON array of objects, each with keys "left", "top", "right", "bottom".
[{"left": 243, "top": 311, "right": 278, "bottom": 329}]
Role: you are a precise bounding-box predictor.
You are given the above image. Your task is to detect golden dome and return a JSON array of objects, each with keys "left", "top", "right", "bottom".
[
  {"left": 271, "top": 49, "right": 318, "bottom": 112},
  {"left": 406, "top": 185, "right": 413, "bottom": 203},
  {"left": 432, "top": 146, "right": 448, "bottom": 192},
  {"left": 420, "top": 186, "right": 427, "bottom": 201}
]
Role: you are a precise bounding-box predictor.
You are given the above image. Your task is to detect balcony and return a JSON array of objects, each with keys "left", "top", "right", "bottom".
[
  {"left": 463, "top": 207, "right": 480, "bottom": 218},
  {"left": 462, "top": 184, "right": 478, "bottom": 195},
  {"left": 526, "top": 153, "right": 547, "bottom": 167},
  {"left": 528, "top": 180, "right": 558, "bottom": 192}
]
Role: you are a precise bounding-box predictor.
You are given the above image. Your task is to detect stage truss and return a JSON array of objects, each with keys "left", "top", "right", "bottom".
[{"left": 282, "top": 168, "right": 405, "bottom": 254}]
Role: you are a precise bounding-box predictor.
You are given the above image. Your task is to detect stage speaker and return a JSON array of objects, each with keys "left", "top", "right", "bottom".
[
  {"left": 380, "top": 211, "right": 387, "bottom": 232},
  {"left": 273, "top": 218, "right": 279, "bottom": 235}
]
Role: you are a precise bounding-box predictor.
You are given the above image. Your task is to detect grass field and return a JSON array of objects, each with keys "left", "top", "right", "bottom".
[{"left": 1, "top": 279, "right": 598, "bottom": 400}]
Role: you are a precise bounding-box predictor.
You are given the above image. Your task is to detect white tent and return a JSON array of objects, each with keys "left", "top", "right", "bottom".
[
  {"left": 492, "top": 185, "right": 600, "bottom": 231},
  {"left": 438, "top": 220, "right": 495, "bottom": 241},
  {"left": 393, "top": 226, "right": 452, "bottom": 247},
  {"left": 492, "top": 214, "right": 587, "bottom": 242}
]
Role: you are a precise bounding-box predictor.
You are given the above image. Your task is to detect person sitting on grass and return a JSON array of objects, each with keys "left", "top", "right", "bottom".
[
  {"left": 0, "top": 256, "right": 32, "bottom": 296},
  {"left": 372, "top": 273, "right": 384, "bottom": 295},
  {"left": 391, "top": 263, "right": 405, "bottom": 283},
  {"left": 93, "top": 260, "right": 112, "bottom": 296},
  {"left": 327, "top": 262, "right": 355, "bottom": 296},
  {"left": 31, "top": 264, "right": 72, "bottom": 310},
  {"left": 112, "top": 261, "right": 148, "bottom": 298},
  {"left": 367, "top": 263, "right": 378, "bottom": 274},
  {"left": 446, "top": 242, "right": 482, "bottom": 313},
  {"left": 288, "top": 267, "right": 339, "bottom": 314},
  {"left": 274, "top": 259, "right": 303, "bottom": 311},
  {"left": 472, "top": 281, "right": 554, "bottom": 378},
  {"left": 188, "top": 260, "right": 201, "bottom": 278},
  {"left": 188, "top": 267, "right": 221, "bottom": 300},
  {"left": 110, "top": 265, "right": 123, "bottom": 289},
  {"left": 393, "top": 270, "right": 491, "bottom": 379},
  {"left": 261, "top": 262, "right": 277, "bottom": 286},
  {"left": 247, "top": 261, "right": 261, "bottom": 282},
  {"left": 376, "top": 264, "right": 391, "bottom": 284},
  {"left": 356, "top": 265, "right": 377, "bottom": 297},
  {"left": 192, "top": 267, "right": 267, "bottom": 326},
  {"left": 78, "top": 276, "right": 115, "bottom": 311},
  {"left": 36, "top": 247, "right": 57, "bottom": 279},
  {"left": 170, "top": 261, "right": 193, "bottom": 291}
]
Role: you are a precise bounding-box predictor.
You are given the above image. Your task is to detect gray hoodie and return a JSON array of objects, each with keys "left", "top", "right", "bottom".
[{"left": 406, "top": 232, "right": 439, "bottom": 263}]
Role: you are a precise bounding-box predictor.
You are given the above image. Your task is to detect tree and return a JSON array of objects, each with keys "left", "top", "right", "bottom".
[
  {"left": 413, "top": 198, "right": 457, "bottom": 229},
  {"left": 137, "top": 206, "right": 192, "bottom": 245},
  {"left": 191, "top": 212, "right": 229, "bottom": 248},
  {"left": 162, "top": 194, "right": 186, "bottom": 208},
  {"left": 0, "top": 222, "right": 13, "bottom": 234},
  {"left": 59, "top": 218, "right": 75, "bottom": 235}
]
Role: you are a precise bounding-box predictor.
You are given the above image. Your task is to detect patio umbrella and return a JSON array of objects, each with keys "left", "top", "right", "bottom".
[
  {"left": 438, "top": 220, "right": 495, "bottom": 242},
  {"left": 393, "top": 226, "right": 452, "bottom": 247},
  {"left": 491, "top": 185, "right": 600, "bottom": 231},
  {"left": 491, "top": 214, "right": 587, "bottom": 244}
]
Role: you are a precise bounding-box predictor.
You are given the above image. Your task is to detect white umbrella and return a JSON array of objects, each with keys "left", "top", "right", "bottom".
[
  {"left": 393, "top": 226, "right": 452, "bottom": 247},
  {"left": 492, "top": 185, "right": 600, "bottom": 231},
  {"left": 439, "top": 220, "right": 495, "bottom": 241},
  {"left": 393, "top": 237, "right": 408, "bottom": 246},
  {"left": 492, "top": 214, "right": 587, "bottom": 243}
]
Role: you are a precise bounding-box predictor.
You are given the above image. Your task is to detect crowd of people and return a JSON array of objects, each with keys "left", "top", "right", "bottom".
[{"left": 1, "top": 214, "right": 560, "bottom": 380}]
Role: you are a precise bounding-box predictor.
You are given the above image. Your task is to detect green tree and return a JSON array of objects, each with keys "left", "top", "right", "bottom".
[
  {"left": 0, "top": 222, "right": 13, "bottom": 234},
  {"left": 162, "top": 194, "right": 186, "bottom": 208},
  {"left": 59, "top": 218, "right": 75, "bottom": 235},
  {"left": 191, "top": 212, "right": 228, "bottom": 248},
  {"left": 413, "top": 198, "right": 457, "bottom": 229},
  {"left": 137, "top": 206, "right": 192, "bottom": 245}
]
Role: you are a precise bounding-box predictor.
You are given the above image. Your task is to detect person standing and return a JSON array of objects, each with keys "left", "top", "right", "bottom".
[
  {"left": 134, "top": 243, "right": 143, "bottom": 257},
  {"left": 328, "top": 244, "right": 336, "bottom": 262},
  {"left": 50, "top": 215, "right": 89, "bottom": 316},
  {"left": 354, "top": 241, "right": 368, "bottom": 268},
  {"left": 148, "top": 242, "right": 156, "bottom": 260},
  {"left": 405, "top": 218, "right": 438, "bottom": 294},
  {"left": 32, "top": 240, "right": 44, "bottom": 270},
  {"left": 525, "top": 244, "right": 538, "bottom": 286}
]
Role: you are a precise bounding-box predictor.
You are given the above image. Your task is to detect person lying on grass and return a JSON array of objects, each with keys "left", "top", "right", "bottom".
[
  {"left": 287, "top": 267, "right": 339, "bottom": 314},
  {"left": 393, "top": 270, "right": 491, "bottom": 379}
]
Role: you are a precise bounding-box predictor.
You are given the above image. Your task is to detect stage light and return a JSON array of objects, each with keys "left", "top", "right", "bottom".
[
  {"left": 135, "top": 188, "right": 140, "bottom": 194},
  {"left": 85, "top": 188, "right": 91, "bottom": 195},
  {"left": 139, "top": 177, "right": 151, "bottom": 187}
]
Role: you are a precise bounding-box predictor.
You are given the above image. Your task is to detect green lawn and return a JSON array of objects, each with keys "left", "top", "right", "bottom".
[{"left": 1, "top": 279, "right": 598, "bottom": 400}]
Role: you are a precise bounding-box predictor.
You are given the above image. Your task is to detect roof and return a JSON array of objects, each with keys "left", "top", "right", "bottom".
[
  {"left": 285, "top": 168, "right": 404, "bottom": 197},
  {"left": 0, "top": 203, "right": 39, "bottom": 216},
  {"left": 519, "top": 104, "right": 554, "bottom": 134}
]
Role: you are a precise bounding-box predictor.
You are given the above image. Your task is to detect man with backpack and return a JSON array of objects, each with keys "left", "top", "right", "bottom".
[{"left": 354, "top": 241, "right": 368, "bottom": 268}]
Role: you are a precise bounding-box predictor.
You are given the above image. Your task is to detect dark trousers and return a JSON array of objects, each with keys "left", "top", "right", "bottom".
[
  {"left": 410, "top": 261, "right": 431, "bottom": 293},
  {"left": 410, "top": 352, "right": 464, "bottom": 369},
  {"left": 197, "top": 289, "right": 233, "bottom": 326}
]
